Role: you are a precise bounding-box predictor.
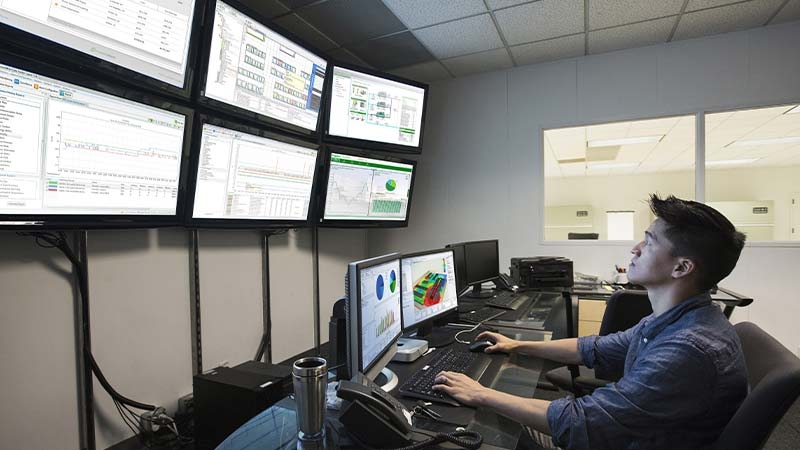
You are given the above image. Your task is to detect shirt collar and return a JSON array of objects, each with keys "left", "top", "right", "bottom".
[{"left": 640, "top": 292, "right": 713, "bottom": 340}]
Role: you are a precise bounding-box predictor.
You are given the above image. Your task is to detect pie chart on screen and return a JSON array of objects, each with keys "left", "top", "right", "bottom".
[
  {"left": 385, "top": 179, "right": 396, "bottom": 191},
  {"left": 389, "top": 270, "right": 397, "bottom": 293},
  {"left": 376, "top": 274, "right": 385, "bottom": 300}
]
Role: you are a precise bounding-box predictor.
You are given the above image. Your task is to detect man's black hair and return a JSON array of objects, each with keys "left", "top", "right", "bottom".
[{"left": 649, "top": 194, "right": 746, "bottom": 291}]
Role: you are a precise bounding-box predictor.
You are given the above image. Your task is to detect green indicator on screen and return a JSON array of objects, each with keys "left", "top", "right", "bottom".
[{"left": 385, "top": 179, "right": 397, "bottom": 191}]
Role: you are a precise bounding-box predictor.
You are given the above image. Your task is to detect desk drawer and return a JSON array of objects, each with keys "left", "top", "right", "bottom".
[
  {"left": 579, "top": 320, "right": 602, "bottom": 337},
  {"left": 579, "top": 299, "right": 607, "bottom": 322}
]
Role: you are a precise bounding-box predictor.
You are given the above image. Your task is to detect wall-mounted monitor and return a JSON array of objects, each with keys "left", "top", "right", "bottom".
[
  {"left": 0, "top": 53, "right": 192, "bottom": 229},
  {"left": 184, "top": 115, "right": 320, "bottom": 229},
  {"left": 0, "top": 0, "right": 202, "bottom": 99},
  {"left": 324, "top": 63, "right": 428, "bottom": 154},
  {"left": 197, "top": 0, "right": 328, "bottom": 136},
  {"left": 318, "top": 148, "right": 417, "bottom": 228}
]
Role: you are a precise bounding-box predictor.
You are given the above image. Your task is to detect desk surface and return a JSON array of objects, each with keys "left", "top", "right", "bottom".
[{"left": 216, "top": 327, "right": 550, "bottom": 450}]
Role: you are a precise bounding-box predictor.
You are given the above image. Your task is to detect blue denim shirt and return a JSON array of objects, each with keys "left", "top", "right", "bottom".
[{"left": 546, "top": 293, "right": 748, "bottom": 450}]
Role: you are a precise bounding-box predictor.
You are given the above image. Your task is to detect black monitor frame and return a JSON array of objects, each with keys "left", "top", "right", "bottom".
[
  {"left": 183, "top": 113, "right": 322, "bottom": 229},
  {"left": 316, "top": 146, "right": 418, "bottom": 228},
  {"left": 194, "top": 0, "right": 330, "bottom": 139},
  {"left": 321, "top": 61, "right": 429, "bottom": 155},
  {"left": 0, "top": 0, "right": 204, "bottom": 101},
  {"left": 0, "top": 50, "right": 194, "bottom": 231},
  {"left": 446, "top": 239, "right": 500, "bottom": 298},
  {"left": 399, "top": 248, "right": 459, "bottom": 347}
]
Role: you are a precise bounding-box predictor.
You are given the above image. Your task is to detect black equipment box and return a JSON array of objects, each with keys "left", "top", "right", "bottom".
[
  {"left": 510, "top": 256, "right": 574, "bottom": 289},
  {"left": 193, "top": 361, "right": 292, "bottom": 450}
]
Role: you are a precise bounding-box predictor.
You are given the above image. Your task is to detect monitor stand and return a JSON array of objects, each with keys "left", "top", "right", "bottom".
[
  {"left": 415, "top": 322, "right": 456, "bottom": 347},
  {"left": 463, "top": 283, "right": 494, "bottom": 299},
  {"left": 372, "top": 368, "right": 399, "bottom": 392}
]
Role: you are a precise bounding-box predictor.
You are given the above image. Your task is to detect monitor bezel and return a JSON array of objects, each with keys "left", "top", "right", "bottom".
[
  {"left": 321, "top": 61, "right": 429, "bottom": 155},
  {"left": 348, "top": 253, "right": 402, "bottom": 376},
  {"left": 182, "top": 113, "right": 322, "bottom": 229},
  {"left": 316, "top": 146, "right": 418, "bottom": 228},
  {"left": 0, "top": 50, "right": 194, "bottom": 231},
  {"left": 0, "top": 0, "right": 204, "bottom": 101},
  {"left": 399, "top": 248, "right": 459, "bottom": 332},
  {"left": 195, "top": 0, "right": 330, "bottom": 139},
  {"left": 446, "top": 239, "right": 500, "bottom": 286}
]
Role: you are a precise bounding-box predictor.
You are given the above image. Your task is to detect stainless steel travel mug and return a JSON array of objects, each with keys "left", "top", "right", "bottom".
[{"left": 292, "top": 357, "right": 327, "bottom": 441}]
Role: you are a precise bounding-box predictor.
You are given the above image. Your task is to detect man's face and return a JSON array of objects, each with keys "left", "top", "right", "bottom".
[{"left": 628, "top": 219, "right": 679, "bottom": 288}]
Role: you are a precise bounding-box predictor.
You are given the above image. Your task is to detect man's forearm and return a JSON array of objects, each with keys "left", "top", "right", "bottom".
[
  {"left": 513, "top": 338, "right": 583, "bottom": 365},
  {"left": 477, "top": 389, "right": 552, "bottom": 434}
]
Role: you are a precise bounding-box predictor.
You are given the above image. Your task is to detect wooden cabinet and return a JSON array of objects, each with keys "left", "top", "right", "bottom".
[{"left": 578, "top": 298, "right": 607, "bottom": 337}]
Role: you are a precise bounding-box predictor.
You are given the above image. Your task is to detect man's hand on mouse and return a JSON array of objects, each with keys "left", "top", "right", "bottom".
[
  {"left": 475, "top": 331, "right": 518, "bottom": 353},
  {"left": 432, "top": 371, "right": 490, "bottom": 406}
]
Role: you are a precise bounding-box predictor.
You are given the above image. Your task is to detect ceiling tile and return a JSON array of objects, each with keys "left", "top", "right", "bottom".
[
  {"left": 327, "top": 48, "right": 371, "bottom": 68},
  {"left": 510, "top": 34, "right": 585, "bottom": 66},
  {"left": 589, "top": 0, "right": 684, "bottom": 30},
  {"left": 673, "top": 0, "right": 785, "bottom": 41},
  {"left": 390, "top": 61, "right": 452, "bottom": 83},
  {"left": 588, "top": 17, "right": 675, "bottom": 55},
  {"left": 383, "top": 0, "right": 487, "bottom": 29},
  {"left": 238, "top": 0, "right": 290, "bottom": 19},
  {"left": 413, "top": 14, "right": 503, "bottom": 59},
  {"left": 486, "top": 0, "right": 532, "bottom": 9},
  {"left": 441, "top": 48, "right": 513, "bottom": 77},
  {"left": 495, "top": 0, "right": 584, "bottom": 45},
  {"left": 273, "top": 14, "right": 339, "bottom": 51},
  {"left": 772, "top": 0, "right": 800, "bottom": 24},
  {"left": 297, "top": 0, "right": 406, "bottom": 46},
  {"left": 347, "top": 31, "right": 434, "bottom": 70},
  {"left": 685, "top": 0, "right": 747, "bottom": 12}
]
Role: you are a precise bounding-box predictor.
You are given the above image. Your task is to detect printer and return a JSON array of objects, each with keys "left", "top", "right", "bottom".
[{"left": 510, "top": 256, "right": 574, "bottom": 289}]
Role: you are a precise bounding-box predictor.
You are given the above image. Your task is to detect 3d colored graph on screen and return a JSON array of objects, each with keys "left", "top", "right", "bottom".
[
  {"left": 413, "top": 271, "right": 447, "bottom": 307},
  {"left": 375, "top": 310, "right": 396, "bottom": 336},
  {"left": 389, "top": 270, "right": 397, "bottom": 293},
  {"left": 376, "top": 274, "right": 385, "bottom": 300}
]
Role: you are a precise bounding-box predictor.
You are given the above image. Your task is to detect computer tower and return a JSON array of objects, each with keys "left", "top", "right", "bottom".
[{"left": 193, "top": 361, "right": 292, "bottom": 450}]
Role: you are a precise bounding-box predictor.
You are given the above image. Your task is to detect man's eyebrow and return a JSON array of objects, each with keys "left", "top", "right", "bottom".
[{"left": 645, "top": 230, "right": 657, "bottom": 241}]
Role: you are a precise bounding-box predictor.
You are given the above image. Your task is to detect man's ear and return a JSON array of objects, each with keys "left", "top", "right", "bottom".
[{"left": 671, "top": 257, "right": 696, "bottom": 280}]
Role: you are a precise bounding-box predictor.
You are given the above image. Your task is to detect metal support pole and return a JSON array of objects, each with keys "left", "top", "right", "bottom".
[{"left": 189, "top": 230, "right": 202, "bottom": 375}]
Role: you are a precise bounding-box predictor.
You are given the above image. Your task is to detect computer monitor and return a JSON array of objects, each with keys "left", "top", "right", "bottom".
[
  {"left": 319, "top": 149, "right": 417, "bottom": 227},
  {"left": 198, "top": 0, "right": 328, "bottom": 136},
  {"left": 346, "top": 253, "right": 403, "bottom": 389},
  {"left": 0, "top": 54, "right": 191, "bottom": 229},
  {"left": 400, "top": 249, "right": 459, "bottom": 347},
  {"left": 324, "top": 63, "right": 428, "bottom": 153},
  {"left": 184, "top": 116, "right": 320, "bottom": 228},
  {"left": 0, "top": 0, "right": 201, "bottom": 98},
  {"left": 446, "top": 240, "right": 500, "bottom": 298}
]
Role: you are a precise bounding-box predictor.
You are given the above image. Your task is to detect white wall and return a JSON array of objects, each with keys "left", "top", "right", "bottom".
[
  {"left": 0, "top": 227, "right": 366, "bottom": 449},
  {"left": 370, "top": 22, "right": 800, "bottom": 353}
]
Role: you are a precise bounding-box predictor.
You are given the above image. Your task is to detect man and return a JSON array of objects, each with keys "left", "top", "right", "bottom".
[{"left": 433, "top": 194, "right": 748, "bottom": 450}]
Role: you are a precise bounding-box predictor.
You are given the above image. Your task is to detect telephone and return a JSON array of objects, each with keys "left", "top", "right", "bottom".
[
  {"left": 336, "top": 374, "right": 413, "bottom": 447},
  {"left": 496, "top": 272, "right": 519, "bottom": 292}
]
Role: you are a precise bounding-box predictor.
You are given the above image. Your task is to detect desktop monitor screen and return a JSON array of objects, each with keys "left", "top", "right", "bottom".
[
  {"left": 0, "top": 0, "right": 199, "bottom": 93},
  {"left": 447, "top": 240, "right": 499, "bottom": 295},
  {"left": 0, "top": 57, "right": 190, "bottom": 228},
  {"left": 325, "top": 64, "right": 427, "bottom": 153},
  {"left": 200, "top": 0, "right": 327, "bottom": 134},
  {"left": 186, "top": 118, "right": 319, "bottom": 227},
  {"left": 347, "top": 254, "right": 403, "bottom": 380},
  {"left": 400, "top": 249, "right": 458, "bottom": 331},
  {"left": 320, "top": 150, "right": 416, "bottom": 227}
]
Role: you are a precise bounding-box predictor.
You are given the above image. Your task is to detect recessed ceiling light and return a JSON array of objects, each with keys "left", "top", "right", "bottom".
[
  {"left": 706, "top": 158, "right": 759, "bottom": 167},
  {"left": 727, "top": 136, "right": 800, "bottom": 147},
  {"left": 784, "top": 105, "right": 800, "bottom": 114},
  {"left": 587, "top": 136, "right": 663, "bottom": 147},
  {"left": 586, "top": 162, "right": 639, "bottom": 170}
]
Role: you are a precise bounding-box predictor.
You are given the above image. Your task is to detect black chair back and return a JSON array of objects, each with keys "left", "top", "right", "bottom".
[
  {"left": 710, "top": 322, "right": 800, "bottom": 450},
  {"left": 599, "top": 290, "right": 652, "bottom": 336}
]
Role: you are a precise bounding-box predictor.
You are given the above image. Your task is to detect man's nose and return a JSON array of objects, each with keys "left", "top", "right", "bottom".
[{"left": 631, "top": 241, "right": 643, "bottom": 255}]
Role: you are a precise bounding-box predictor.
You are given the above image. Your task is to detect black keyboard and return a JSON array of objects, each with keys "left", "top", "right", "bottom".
[
  {"left": 398, "top": 347, "right": 490, "bottom": 406},
  {"left": 458, "top": 307, "right": 506, "bottom": 324},
  {"left": 486, "top": 291, "right": 532, "bottom": 310}
]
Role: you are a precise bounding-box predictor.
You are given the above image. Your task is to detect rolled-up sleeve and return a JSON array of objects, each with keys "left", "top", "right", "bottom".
[
  {"left": 546, "top": 340, "right": 715, "bottom": 450},
  {"left": 579, "top": 322, "right": 639, "bottom": 375}
]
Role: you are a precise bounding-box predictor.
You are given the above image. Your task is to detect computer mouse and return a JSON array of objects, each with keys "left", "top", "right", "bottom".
[{"left": 468, "top": 340, "right": 494, "bottom": 353}]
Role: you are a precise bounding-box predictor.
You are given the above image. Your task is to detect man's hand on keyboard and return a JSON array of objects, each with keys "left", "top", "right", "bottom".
[
  {"left": 476, "top": 331, "right": 518, "bottom": 353},
  {"left": 432, "top": 371, "right": 490, "bottom": 407}
]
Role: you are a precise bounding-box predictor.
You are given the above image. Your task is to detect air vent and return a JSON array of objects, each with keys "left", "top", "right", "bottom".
[
  {"left": 576, "top": 211, "right": 588, "bottom": 217},
  {"left": 752, "top": 207, "right": 769, "bottom": 214}
]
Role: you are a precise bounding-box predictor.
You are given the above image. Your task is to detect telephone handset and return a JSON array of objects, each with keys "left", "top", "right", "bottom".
[
  {"left": 337, "top": 375, "right": 413, "bottom": 447},
  {"left": 496, "top": 272, "right": 518, "bottom": 292}
]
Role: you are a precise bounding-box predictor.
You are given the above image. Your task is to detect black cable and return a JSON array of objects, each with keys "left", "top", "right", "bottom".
[
  {"left": 89, "top": 351, "right": 156, "bottom": 411},
  {"left": 346, "top": 429, "right": 483, "bottom": 450}
]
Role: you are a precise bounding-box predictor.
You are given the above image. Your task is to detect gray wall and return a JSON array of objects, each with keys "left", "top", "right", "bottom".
[
  {"left": 0, "top": 228, "right": 365, "bottom": 449},
  {"left": 370, "top": 22, "right": 800, "bottom": 352}
]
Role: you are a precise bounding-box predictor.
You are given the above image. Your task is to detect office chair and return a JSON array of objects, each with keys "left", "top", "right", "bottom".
[
  {"left": 544, "top": 290, "right": 652, "bottom": 395},
  {"left": 567, "top": 232, "right": 599, "bottom": 240},
  {"left": 709, "top": 322, "right": 800, "bottom": 450}
]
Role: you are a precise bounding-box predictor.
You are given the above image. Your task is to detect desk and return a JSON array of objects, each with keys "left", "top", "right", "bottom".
[{"left": 216, "top": 327, "right": 550, "bottom": 450}]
